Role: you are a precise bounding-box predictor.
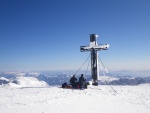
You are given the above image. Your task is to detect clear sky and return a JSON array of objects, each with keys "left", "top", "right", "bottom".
[{"left": 0, "top": 0, "right": 150, "bottom": 71}]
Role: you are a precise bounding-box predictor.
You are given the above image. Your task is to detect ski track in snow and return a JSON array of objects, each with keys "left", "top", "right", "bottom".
[{"left": 0, "top": 84, "right": 150, "bottom": 113}]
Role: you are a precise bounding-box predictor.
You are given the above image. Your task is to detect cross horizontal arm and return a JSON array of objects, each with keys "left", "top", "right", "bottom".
[{"left": 80, "top": 44, "right": 110, "bottom": 52}]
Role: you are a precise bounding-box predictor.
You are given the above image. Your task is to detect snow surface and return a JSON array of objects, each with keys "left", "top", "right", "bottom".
[{"left": 0, "top": 83, "right": 150, "bottom": 113}]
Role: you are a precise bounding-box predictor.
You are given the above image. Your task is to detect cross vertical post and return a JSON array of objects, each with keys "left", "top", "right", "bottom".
[{"left": 80, "top": 34, "right": 109, "bottom": 86}]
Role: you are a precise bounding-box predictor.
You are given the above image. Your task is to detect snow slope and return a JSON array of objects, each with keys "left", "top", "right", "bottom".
[{"left": 0, "top": 84, "right": 150, "bottom": 113}]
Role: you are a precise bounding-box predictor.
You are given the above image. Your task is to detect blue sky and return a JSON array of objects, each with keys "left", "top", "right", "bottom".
[{"left": 0, "top": 0, "right": 150, "bottom": 71}]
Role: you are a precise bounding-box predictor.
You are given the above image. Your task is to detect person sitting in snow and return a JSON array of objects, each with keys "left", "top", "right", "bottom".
[
  {"left": 70, "top": 75, "right": 77, "bottom": 88},
  {"left": 79, "top": 74, "right": 86, "bottom": 89}
]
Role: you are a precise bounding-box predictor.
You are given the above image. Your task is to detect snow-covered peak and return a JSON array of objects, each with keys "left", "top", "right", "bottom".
[
  {"left": 0, "top": 77, "right": 9, "bottom": 81},
  {"left": 8, "top": 77, "right": 48, "bottom": 88}
]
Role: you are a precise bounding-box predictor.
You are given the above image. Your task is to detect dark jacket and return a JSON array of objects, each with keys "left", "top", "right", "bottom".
[
  {"left": 79, "top": 76, "right": 86, "bottom": 85},
  {"left": 70, "top": 76, "right": 77, "bottom": 84}
]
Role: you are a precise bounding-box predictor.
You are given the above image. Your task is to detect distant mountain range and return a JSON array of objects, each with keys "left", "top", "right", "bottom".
[{"left": 0, "top": 71, "right": 150, "bottom": 86}]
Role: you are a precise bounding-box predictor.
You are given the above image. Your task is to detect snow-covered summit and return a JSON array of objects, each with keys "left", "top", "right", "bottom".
[
  {"left": 0, "top": 77, "right": 9, "bottom": 85},
  {"left": 0, "top": 77, "right": 9, "bottom": 81},
  {"left": 6, "top": 77, "right": 48, "bottom": 88},
  {"left": 0, "top": 84, "right": 150, "bottom": 113}
]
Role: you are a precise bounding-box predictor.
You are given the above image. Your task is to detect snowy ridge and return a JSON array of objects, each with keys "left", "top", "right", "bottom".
[
  {"left": 0, "top": 77, "right": 9, "bottom": 85},
  {"left": 0, "top": 77, "right": 9, "bottom": 81},
  {"left": 3, "top": 77, "right": 48, "bottom": 88},
  {"left": 13, "top": 76, "right": 48, "bottom": 87},
  {"left": 0, "top": 71, "right": 150, "bottom": 86}
]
